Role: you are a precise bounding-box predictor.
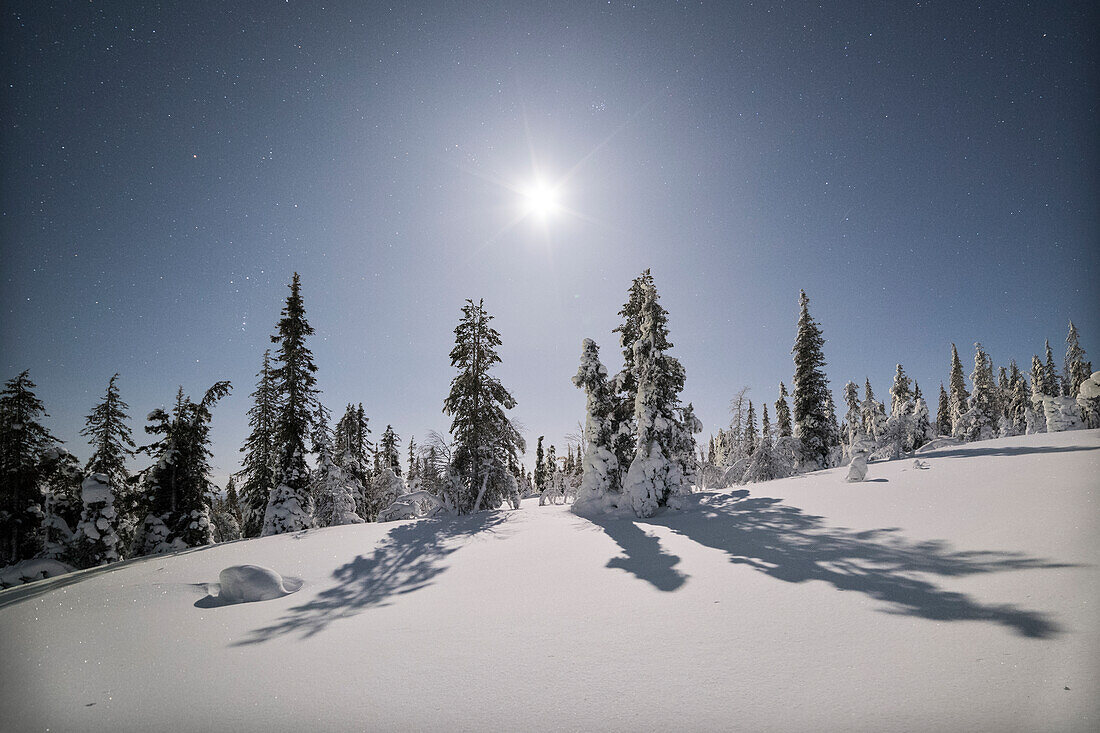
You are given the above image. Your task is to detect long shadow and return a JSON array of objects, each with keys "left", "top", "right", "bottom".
[
  {"left": 234, "top": 511, "right": 508, "bottom": 645},
  {"left": 917, "top": 443, "right": 1100, "bottom": 462},
  {"left": 604, "top": 490, "right": 1076, "bottom": 638},
  {"left": 588, "top": 514, "right": 687, "bottom": 591}
]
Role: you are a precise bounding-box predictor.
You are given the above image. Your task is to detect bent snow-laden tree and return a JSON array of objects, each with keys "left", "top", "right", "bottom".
[
  {"left": 442, "top": 299, "right": 525, "bottom": 514},
  {"left": 264, "top": 273, "right": 320, "bottom": 536},
  {"left": 571, "top": 338, "right": 621, "bottom": 512},
  {"left": 622, "top": 278, "right": 692, "bottom": 518},
  {"left": 136, "top": 381, "right": 231, "bottom": 555}
]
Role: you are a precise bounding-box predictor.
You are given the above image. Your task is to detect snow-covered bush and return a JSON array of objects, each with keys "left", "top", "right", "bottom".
[
  {"left": 1041, "top": 396, "right": 1083, "bottom": 433},
  {"left": 1077, "top": 372, "right": 1100, "bottom": 428},
  {"left": 69, "top": 473, "right": 121, "bottom": 568},
  {"left": 377, "top": 490, "right": 447, "bottom": 522},
  {"left": 263, "top": 481, "right": 313, "bottom": 536}
]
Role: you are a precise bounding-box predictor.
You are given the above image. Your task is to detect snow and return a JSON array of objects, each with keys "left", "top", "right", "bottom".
[
  {"left": 1, "top": 429, "right": 1097, "bottom": 731},
  {"left": 206, "top": 565, "right": 303, "bottom": 605},
  {"left": 0, "top": 558, "right": 75, "bottom": 589}
]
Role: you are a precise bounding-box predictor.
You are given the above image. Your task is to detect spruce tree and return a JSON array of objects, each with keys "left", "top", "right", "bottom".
[
  {"left": 238, "top": 349, "right": 278, "bottom": 537},
  {"left": 80, "top": 373, "right": 136, "bottom": 556},
  {"left": 1041, "top": 340, "right": 1060, "bottom": 397},
  {"left": 621, "top": 279, "right": 690, "bottom": 517},
  {"left": 224, "top": 476, "right": 243, "bottom": 528},
  {"left": 744, "top": 401, "right": 758, "bottom": 457},
  {"left": 572, "top": 339, "right": 622, "bottom": 510},
  {"left": 964, "top": 342, "right": 998, "bottom": 441},
  {"left": 948, "top": 343, "right": 970, "bottom": 439},
  {"left": 0, "top": 371, "right": 59, "bottom": 564},
  {"left": 889, "top": 364, "right": 912, "bottom": 417},
  {"left": 842, "top": 380, "right": 862, "bottom": 449},
  {"left": 534, "top": 436, "right": 547, "bottom": 494},
  {"left": 610, "top": 270, "right": 657, "bottom": 487},
  {"left": 137, "top": 382, "right": 231, "bottom": 554},
  {"left": 442, "top": 299, "right": 524, "bottom": 513},
  {"left": 70, "top": 473, "right": 122, "bottom": 568},
  {"left": 379, "top": 425, "right": 402, "bottom": 476},
  {"left": 936, "top": 383, "right": 951, "bottom": 436},
  {"left": 775, "top": 382, "right": 793, "bottom": 438},
  {"left": 1064, "top": 321, "right": 1090, "bottom": 397},
  {"left": 791, "top": 290, "right": 831, "bottom": 470},
  {"left": 264, "top": 273, "right": 320, "bottom": 536}
]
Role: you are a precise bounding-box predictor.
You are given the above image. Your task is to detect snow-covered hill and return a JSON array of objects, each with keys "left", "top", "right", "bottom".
[{"left": 3, "top": 430, "right": 1098, "bottom": 732}]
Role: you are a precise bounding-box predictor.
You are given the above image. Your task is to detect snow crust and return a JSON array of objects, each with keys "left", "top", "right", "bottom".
[{"left": 2, "top": 430, "right": 1098, "bottom": 732}]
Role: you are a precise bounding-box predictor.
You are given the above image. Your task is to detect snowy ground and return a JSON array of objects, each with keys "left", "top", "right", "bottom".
[{"left": 2, "top": 430, "right": 1098, "bottom": 732}]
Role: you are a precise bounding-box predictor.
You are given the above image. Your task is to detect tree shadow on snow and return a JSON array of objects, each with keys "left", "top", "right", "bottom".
[
  {"left": 599, "top": 490, "right": 1076, "bottom": 639},
  {"left": 234, "top": 512, "right": 508, "bottom": 645},
  {"left": 917, "top": 443, "right": 1100, "bottom": 462},
  {"left": 587, "top": 515, "right": 687, "bottom": 591}
]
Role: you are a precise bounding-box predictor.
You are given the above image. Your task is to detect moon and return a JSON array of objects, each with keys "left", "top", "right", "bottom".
[{"left": 521, "top": 180, "right": 560, "bottom": 220}]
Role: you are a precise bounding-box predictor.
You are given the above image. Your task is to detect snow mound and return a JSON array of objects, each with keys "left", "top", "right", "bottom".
[
  {"left": 206, "top": 565, "right": 303, "bottom": 605},
  {"left": 0, "top": 558, "right": 76, "bottom": 589}
]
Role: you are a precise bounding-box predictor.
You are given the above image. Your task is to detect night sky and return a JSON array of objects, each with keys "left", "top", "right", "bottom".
[{"left": 2, "top": 1, "right": 1097, "bottom": 484}]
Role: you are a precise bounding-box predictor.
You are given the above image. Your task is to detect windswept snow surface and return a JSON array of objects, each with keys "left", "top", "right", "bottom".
[{"left": 2, "top": 430, "right": 1098, "bottom": 732}]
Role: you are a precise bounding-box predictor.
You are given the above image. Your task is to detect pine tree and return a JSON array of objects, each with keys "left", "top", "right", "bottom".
[
  {"left": 1042, "top": 340, "right": 1060, "bottom": 397},
  {"left": 80, "top": 373, "right": 136, "bottom": 557},
  {"left": 861, "top": 379, "right": 879, "bottom": 439},
  {"left": 910, "top": 389, "right": 934, "bottom": 450},
  {"left": 1006, "top": 369, "right": 1030, "bottom": 436},
  {"left": 824, "top": 391, "right": 841, "bottom": 451},
  {"left": 1029, "top": 355, "right": 1048, "bottom": 433},
  {"left": 0, "top": 371, "right": 59, "bottom": 564},
  {"left": 442, "top": 299, "right": 525, "bottom": 514},
  {"left": 621, "top": 279, "right": 690, "bottom": 517},
  {"left": 238, "top": 349, "right": 278, "bottom": 537},
  {"left": 742, "top": 402, "right": 793, "bottom": 483},
  {"left": 264, "top": 273, "right": 320, "bottom": 536},
  {"left": 889, "top": 364, "right": 912, "bottom": 417},
  {"left": 791, "top": 290, "right": 831, "bottom": 470},
  {"left": 1064, "top": 321, "right": 1090, "bottom": 397},
  {"left": 37, "top": 447, "right": 81, "bottom": 560},
  {"left": 936, "top": 383, "right": 951, "bottom": 436},
  {"left": 775, "top": 382, "right": 792, "bottom": 438},
  {"left": 407, "top": 436, "right": 419, "bottom": 486},
  {"left": 948, "top": 343, "right": 970, "bottom": 439},
  {"left": 572, "top": 339, "right": 622, "bottom": 511},
  {"left": 137, "top": 382, "right": 231, "bottom": 554}
]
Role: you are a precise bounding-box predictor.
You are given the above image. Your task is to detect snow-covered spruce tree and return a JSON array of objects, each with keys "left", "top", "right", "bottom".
[
  {"left": 775, "top": 382, "right": 793, "bottom": 438},
  {"left": 935, "top": 383, "right": 950, "bottom": 437},
  {"left": 672, "top": 402, "right": 702, "bottom": 491},
  {"left": 621, "top": 280, "right": 690, "bottom": 517},
  {"left": 137, "top": 382, "right": 231, "bottom": 555},
  {"left": 534, "top": 436, "right": 547, "bottom": 494},
  {"left": 948, "top": 343, "right": 970, "bottom": 440},
  {"left": 860, "top": 379, "right": 885, "bottom": 446},
  {"left": 957, "top": 343, "right": 998, "bottom": 442},
  {"left": 209, "top": 491, "right": 241, "bottom": 544},
  {"left": 1042, "top": 340, "right": 1060, "bottom": 398},
  {"left": 842, "top": 381, "right": 862, "bottom": 453},
  {"left": 442, "top": 299, "right": 525, "bottom": 514},
  {"left": 334, "top": 403, "right": 373, "bottom": 517},
  {"left": 743, "top": 403, "right": 793, "bottom": 483},
  {"left": 379, "top": 425, "right": 402, "bottom": 477},
  {"left": 69, "top": 473, "right": 121, "bottom": 568},
  {"left": 910, "top": 384, "right": 934, "bottom": 450},
  {"left": 824, "top": 391, "right": 841, "bottom": 458},
  {"left": 610, "top": 270, "right": 657, "bottom": 487},
  {"left": 889, "top": 364, "right": 912, "bottom": 417},
  {"left": 1078, "top": 371, "right": 1100, "bottom": 428},
  {"left": 1005, "top": 367, "right": 1030, "bottom": 436},
  {"left": 224, "top": 476, "right": 243, "bottom": 528},
  {"left": 0, "top": 371, "right": 60, "bottom": 565},
  {"left": 1064, "top": 322, "right": 1090, "bottom": 398},
  {"left": 744, "top": 401, "right": 758, "bottom": 457},
  {"left": 407, "top": 437, "right": 419, "bottom": 488},
  {"left": 311, "top": 452, "right": 365, "bottom": 527},
  {"left": 37, "top": 447, "right": 81, "bottom": 560},
  {"left": 80, "top": 373, "right": 136, "bottom": 557},
  {"left": 238, "top": 349, "right": 278, "bottom": 537},
  {"left": 1028, "top": 355, "right": 1048, "bottom": 433},
  {"left": 571, "top": 339, "right": 622, "bottom": 512},
  {"left": 791, "top": 290, "right": 831, "bottom": 470},
  {"left": 264, "top": 273, "right": 320, "bottom": 536},
  {"left": 726, "top": 387, "right": 750, "bottom": 467}
]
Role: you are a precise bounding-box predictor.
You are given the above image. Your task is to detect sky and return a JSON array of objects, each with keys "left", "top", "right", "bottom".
[{"left": 2, "top": 1, "right": 1097, "bottom": 484}]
